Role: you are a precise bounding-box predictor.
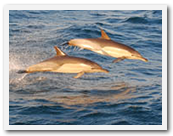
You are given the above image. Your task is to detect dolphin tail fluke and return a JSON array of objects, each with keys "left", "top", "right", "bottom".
[
  {"left": 60, "top": 41, "right": 68, "bottom": 46},
  {"left": 17, "top": 70, "right": 27, "bottom": 74}
]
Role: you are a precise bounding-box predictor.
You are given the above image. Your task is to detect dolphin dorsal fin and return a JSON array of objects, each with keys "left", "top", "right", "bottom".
[
  {"left": 101, "top": 29, "right": 111, "bottom": 40},
  {"left": 54, "top": 46, "right": 66, "bottom": 56}
]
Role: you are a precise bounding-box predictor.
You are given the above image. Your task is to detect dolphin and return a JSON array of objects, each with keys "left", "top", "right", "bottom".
[
  {"left": 68, "top": 29, "right": 148, "bottom": 63},
  {"left": 18, "top": 46, "right": 108, "bottom": 78}
]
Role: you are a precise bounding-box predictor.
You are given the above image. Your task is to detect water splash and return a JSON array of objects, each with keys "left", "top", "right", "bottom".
[{"left": 9, "top": 53, "right": 28, "bottom": 84}]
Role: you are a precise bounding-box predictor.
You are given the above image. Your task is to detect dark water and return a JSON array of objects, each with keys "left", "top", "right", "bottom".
[{"left": 9, "top": 10, "right": 162, "bottom": 125}]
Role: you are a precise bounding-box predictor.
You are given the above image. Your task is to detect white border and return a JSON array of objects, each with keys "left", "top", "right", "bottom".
[
  {"left": 4, "top": 4, "right": 167, "bottom": 10},
  {"left": 4, "top": 4, "right": 167, "bottom": 130},
  {"left": 162, "top": 5, "right": 167, "bottom": 131}
]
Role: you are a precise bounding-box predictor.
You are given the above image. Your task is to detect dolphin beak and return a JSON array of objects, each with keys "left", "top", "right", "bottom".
[
  {"left": 101, "top": 69, "right": 109, "bottom": 73},
  {"left": 140, "top": 57, "right": 148, "bottom": 62}
]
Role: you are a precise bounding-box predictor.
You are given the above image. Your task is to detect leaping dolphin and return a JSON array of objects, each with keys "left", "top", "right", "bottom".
[
  {"left": 68, "top": 29, "right": 148, "bottom": 63},
  {"left": 18, "top": 46, "right": 108, "bottom": 78}
]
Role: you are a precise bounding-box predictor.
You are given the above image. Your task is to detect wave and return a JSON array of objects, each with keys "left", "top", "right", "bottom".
[{"left": 125, "top": 17, "right": 148, "bottom": 24}]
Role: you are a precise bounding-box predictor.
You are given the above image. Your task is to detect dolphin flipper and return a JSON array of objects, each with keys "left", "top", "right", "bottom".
[
  {"left": 74, "top": 71, "right": 85, "bottom": 78},
  {"left": 112, "top": 57, "right": 126, "bottom": 63},
  {"left": 101, "top": 49, "right": 111, "bottom": 57}
]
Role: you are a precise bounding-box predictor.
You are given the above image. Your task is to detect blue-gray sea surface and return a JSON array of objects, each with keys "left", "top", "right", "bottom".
[{"left": 9, "top": 10, "right": 162, "bottom": 125}]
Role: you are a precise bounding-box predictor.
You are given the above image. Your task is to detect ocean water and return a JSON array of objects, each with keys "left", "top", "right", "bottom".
[{"left": 9, "top": 10, "right": 162, "bottom": 125}]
